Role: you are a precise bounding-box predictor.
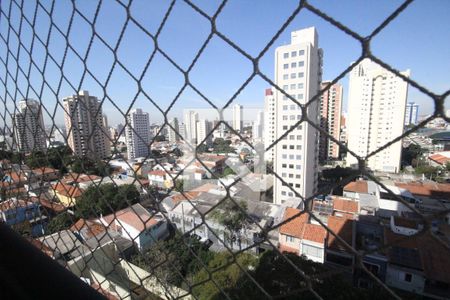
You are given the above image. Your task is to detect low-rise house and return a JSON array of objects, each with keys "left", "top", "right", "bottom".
[
  {"left": 278, "top": 208, "right": 327, "bottom": 263},
  {"left": 148, "top": 170, "right": 174, "bottom": 189},
  {"left": 28, "top": 167, "right": 60, "bottom": 182},
  {"left": 50, "top": 182, "right": 83, "bottom": 207},
  {"left": 99, "top": 203, "right": 169, "bottom": 251},
  {"left": 0, "top": 198, "right": 43, "bottom": 236}
]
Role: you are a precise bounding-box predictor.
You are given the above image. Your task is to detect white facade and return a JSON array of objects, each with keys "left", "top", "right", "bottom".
[
  {"left": 264, "top": 88, "right": 276, "bottom": 162},
  {"left": 63, "top": 91, "right": 110, "bottom": 159},
  {"left": 232, "top": 104, "right": 243, "bottom": 133},
  {"left": 196, "top": 119, "right": 212, "bottom": 146},
  {"left": 252, "top": 110, "right": 264, "bottom": 141},
  {"left": 167, "top": 118, "right": 180, "bottom": 143},
  {"left": 125, "top": 108, "right": 150, "bottom": 159},
  {"left": 184, "top": 110, "right": 198, "bottom": 144},
  {"left": 273, "top": 27, "right": 322, "bottom": 205},
  {"left": 346, "top": 59, "right": 410, "bottom": 173},
  {"left": 14, "top": 99, "right": 46, "bottom": 152}
]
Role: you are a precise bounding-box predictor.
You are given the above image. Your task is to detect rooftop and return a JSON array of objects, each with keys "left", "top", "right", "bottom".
[
  {"left": 279, "top": 208, "right": 309, "bottom": 239},
  {"left": 344, "top": 180, "right": 368, "bottom": 194}
]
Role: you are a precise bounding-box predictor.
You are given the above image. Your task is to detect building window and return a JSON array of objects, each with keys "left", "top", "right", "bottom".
[
  {"left": 283, "top": 74, "right": 289, "bottom": 80},
  {"left": 297, "top": 94, "right": 304, "bottom": 100},
  {"left": 296, "top": 145, "right": 302, "bottom": 150},
  {"left": 290, "top": 73, "right": 296, "bottom": 79},
  {"left": 298, "top": 83, "right": 304, "bottom": 89},
  {"left": 404, "top": 273, "right": 412, "bottom": 283},
  {"left": 296, "top": 155, "right": 301, "bottom": 160},
  {"left": 298, "top": 61, "right": 304, "bottom": 67},
  {"left": 282, "top": 145, "right": 287, "bottom": 149},
  {"left": 283, "top": 85, "right": 288, "bottom": 90},
  {"left": 283, "top": 53, "right": 289, "bottom": 59},
  {"left": 281, "top": 191, "right": 286, "bottom": 196},
  {"left": 291, "top": 62, "right": 297, "bottom": 68},
  {"left": 283, "top": 105, "right": 288, "bottom": 110},
  {"left": 302, "top": 244, "right": 322, "bottom": 258},
  {"left": 283, "top": 64, "right": 289, "bottom": 69},
  {"left": 289, "top": 154, "right": 294, "bottom": 159},
  {"left": 290, "top": 84, "right": 296, "bottom": 90},
  {"left": 282, "top": 154, "right": 287, "bottom": 159},
  {"left": 298, "top": 72, "right": 304, "bottom": 78},
  {"left": 283, "top": 116, "right": 288, "bottom": 120},
  {"left": 291, "top": 51, "right": 297, "bottom": 57},
  {"left": 296, "top": 165, "right": 301, "bottom": 170},
  {"left": 283, "top": 125, "right": 288, "bottom": 130},
  {"left": 299, "top": 50, "right": 305, "bottom": 55},
  {"left": 282, "top": 164, "right": 287, "bottom": 168}
]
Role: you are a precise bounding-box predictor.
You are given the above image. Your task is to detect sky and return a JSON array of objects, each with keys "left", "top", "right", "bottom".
[{"left": 1, "top": 0, "right": 449, "bottom": 127}]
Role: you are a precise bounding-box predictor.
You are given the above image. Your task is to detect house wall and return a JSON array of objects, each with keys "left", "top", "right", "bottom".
[
  {"left": 300, "top": 240, "right": 325, "bottom": 263},
  {"left": 278, "top": 233, "right": 300, "bottom": 254},
  {"left": 386, "top": 265, "right": 425, "bottom": 294}
]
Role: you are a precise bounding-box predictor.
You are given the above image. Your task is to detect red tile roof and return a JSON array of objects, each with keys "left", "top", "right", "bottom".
[
  {"left": 279, "top": 208, "right": 309, "bottom": 239},
  {"left": 343, "top": 181, "right": 368, "bottom": 194},
  {"left": 148, "top": 170, "right": 167, "bottom": 177},
  {"left": 71, "top": 219, "right": 106, "bottom": 238},
  {"left": 428, "top": 153, "right": 450, "bottom": 165},
  {"left": 29, "top": 196, "right": 66, "bottom": 213},
  {"left": 102, "top": 204, "right": 159, "bottom": 232},
  {"left": 333, "top": 196, "right": 359, "bottom": 214},
  {"left": 302, "top": 223, "right": 327, "bottom": 244},
  {"left": 395, "top": 182, "right": 450, "bottom": 199},
  {"left": 0, "top": 199, "right": 32, "bottom": 211},
  {"left": 327, "top": 215, "right": 353, "bottom": 252},
  {"left": 52, "top": 182, "right": 83, "bottom": 198},
  {"left": 32, "top": 167, "right": 59, "bottom": 175}
]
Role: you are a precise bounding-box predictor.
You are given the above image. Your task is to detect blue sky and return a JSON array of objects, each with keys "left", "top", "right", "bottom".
[{"left": 1, "top": 0, "right": 449, "bottom": 126}]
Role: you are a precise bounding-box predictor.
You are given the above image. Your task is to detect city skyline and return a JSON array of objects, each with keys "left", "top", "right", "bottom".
[{"left": 1, "top": 1, "right": 448, "bottom": 127}]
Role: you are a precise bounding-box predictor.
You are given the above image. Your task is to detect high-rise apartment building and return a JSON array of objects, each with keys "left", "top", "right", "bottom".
[
  {"left": 125, "top": 108, "right": 150, "bottom": 159},
  {"left": 196, "top": 119, "right": 212, "bottom": 146},
  {"left": 168, "top": 118, "right": 180, "bottom": 143},
  {"left": 184, "top": 110, "right": 199, "bottom": 143},
  {"left": 14, "top": 99, "right": 46, "bottom": 152},
  {"left": 178, "top": 123, "right": 186, "bottom": 141},
  {"left": 252, "top": 111, "right": 264, "bottom": 141},
  {"left": 232, "top": 104, "right": 243, "bottom": 133},
  {"left": 319, "top": 81, "right": 343, "bottom": 162},
  {"left": 273, "top": 27, "right": 322, "bottom": 205},
  {"left": 404, "top": 102, "right": 419, "bottom": 126},
  {"left": 264, "top": 88, "right": 276, "bottom": 162},
  {"left": 63, "top": 91, "right": 110, "bottom": 159},
  {"left": 347, "top": 58, "right": 410, "bottom": 173}
]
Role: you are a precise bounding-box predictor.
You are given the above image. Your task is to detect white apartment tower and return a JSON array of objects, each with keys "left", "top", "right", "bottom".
[
  {"left": 346, "top": 58, "right": 410, "bottom": 173},
  {"left": 404, "top": 102, "right": 419, "bottom": 126},
  {"left": 232, "top": 104, "right": 243, "bottom": 133},
  {"left": 273, "top": 27, "right": 322, "bottom": 205},
  {"left": 14, "top": 99, "right": 46, "bottom": 152},
  {"left": 196, "top": 119, "right": 212, "bottom": 146},
  {"left": 168, "top": 118, "right": 180, "bottom": 143},
  {"left": 252, "top": 110, "right": 264, "bottom": 140},
  {"left": 184, "top": 110, "right": 199, "bottom": 143},
  {"left": 125, "top": 108, "right": 150, "bottom": 159},
  {"left": 264, "top": 88, "right": 276, "bottom": 162},
  {"left": 63, "top": 91, "right": 110, "bottom": 159}
]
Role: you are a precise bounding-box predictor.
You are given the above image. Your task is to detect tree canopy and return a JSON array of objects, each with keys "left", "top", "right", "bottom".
[{"left": 75, "top": 183, "right": 140, "bottom": 219}]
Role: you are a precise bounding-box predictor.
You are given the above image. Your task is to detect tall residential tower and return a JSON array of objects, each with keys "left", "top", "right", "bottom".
[
  {"left": 125, "top": 108, "right": 150, "bottom": 159},
  {"left": 346, "top": 58, "right": 409, "bottom": 173},
  {"left": 232, "top": 104, "right": 243, "bottom": 133},
  {"left": 63, "top": 91, "right": 110, "bottom": 159},
  {"left": 14, "top": 99, "right": 46, "bottom": 152},
  {"left": 273, "top": 27, "right": 322, "bottom": 205}
]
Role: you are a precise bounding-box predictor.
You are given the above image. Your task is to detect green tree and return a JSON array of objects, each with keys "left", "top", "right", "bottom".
[
  {"left": 414, "top": 165, "right": 439, "bottom": 179},
  {"left": 213, "top": 138, "right": 234, "bottom": 153},
  {"left": 402, "top": 144, "right": 423, "bottom": 167},
  {"left": 46, "top": 212, "right": 74, "bottom": 234},
  {"left": 69, "top": 156, "right": 111, "bottom": 176},
  {"left": 196, "top": 144, "right": 209, "bottom": 153},
  {"left": 211, "top": 199, "right": 250, "bottom": 249},
  {"left": 132, "top": 233, "right": 214, "bottom": 287},
  {"left": 220, "top": 166, "right": 236, "bottom": 177},
  {"left": 174, "top": 179, "right": 184, "bottom": 192},
  {"left": 75, "top": 183, "right": 140, "bottom": 219}
]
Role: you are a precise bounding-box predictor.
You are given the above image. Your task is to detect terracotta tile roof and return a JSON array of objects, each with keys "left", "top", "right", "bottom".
[
  {"left": 148, "top": 170, "right": 167, "bottom": 177},
  {"left": 32, "top": 167, "right": 59, "bottom": 175},
  {"left": 191, "top": 183, "right": 219, "bottom": 193},
  {"left": 51, "top": 182, "right": 83, "bottom": 198},
  {"left": 327, "top": 215, "right": 353, "bottom": 252},
  {"left": 102, "top": 204, "right": 159, "bottom": 233},
  {"left": 343, "top": 181, "right": 368, "bottom": 194},
  {"left": 332, "top": 196, "right": 359, "bottom": 214},
  {"left": 384, "top": 229, "right": 450, "bottom": 284},
  {"left": 71, "top": 219, "right": 106, "bottom": 238},
  {"left": 395, "top": 181, "right": 450, "bottom": 199},
  {"left": 29, "top": 196, "right": 66, "bottom": 213},
  {"left": 428, "top": 153, "right": 450, "bottom": 165},
  {"left": 279, "top": 208, "right": 309, "bottom": 239},
  {"left": 0, "top": 199, "right": 32, "bottom": 211},
  {"left": 302, "top": 223, "right": 327, "bottom": 244},
  {"left": 171, "top": 191, "right": 201, "bottom": 203},
  {"left": 63, "top": 173, "right": 101, "bottom": 183}
]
